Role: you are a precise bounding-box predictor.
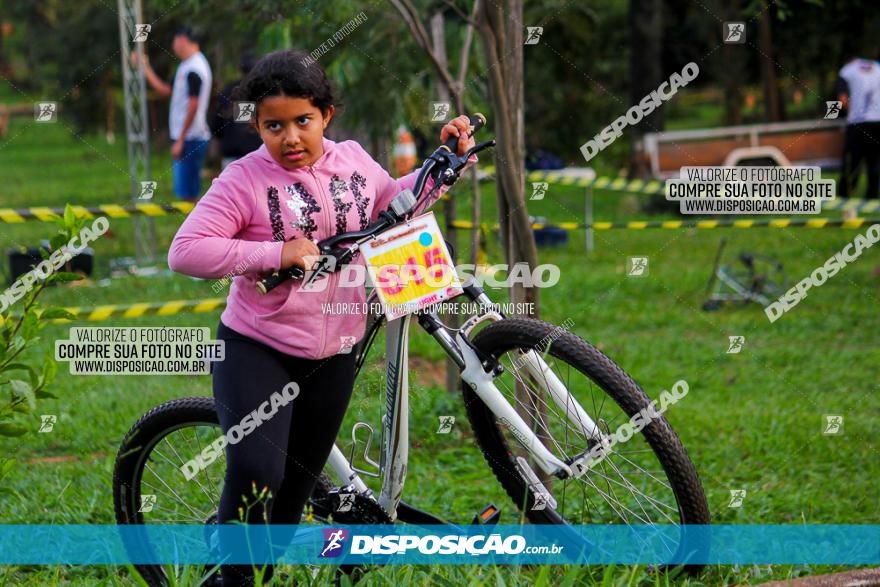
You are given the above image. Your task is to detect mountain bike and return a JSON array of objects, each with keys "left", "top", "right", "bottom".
[{"left": 113, "top": 114, "right": 710, "bottom": 586}]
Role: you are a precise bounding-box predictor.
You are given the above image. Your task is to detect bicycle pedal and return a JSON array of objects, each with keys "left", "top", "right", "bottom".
[{"left": 471, "top": 503, "right": 501, "bottom": 525}]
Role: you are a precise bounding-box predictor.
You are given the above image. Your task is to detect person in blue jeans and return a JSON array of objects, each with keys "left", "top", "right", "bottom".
[{"left": 134, "top": 26, "right": 213, "bottom": 200}]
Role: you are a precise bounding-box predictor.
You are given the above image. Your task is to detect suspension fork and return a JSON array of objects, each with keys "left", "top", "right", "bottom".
[{"left": 415, "top": 303, "right": 574, "bottom": 478}]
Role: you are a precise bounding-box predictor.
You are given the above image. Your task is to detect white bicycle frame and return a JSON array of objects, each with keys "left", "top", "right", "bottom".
[{"left": 323, "top": 283, "right": 606, "bottom": 521}]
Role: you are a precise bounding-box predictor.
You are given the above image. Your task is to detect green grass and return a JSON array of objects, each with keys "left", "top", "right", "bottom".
[{"left": 0, "top": 118, "right": 878, "bottom": 585}]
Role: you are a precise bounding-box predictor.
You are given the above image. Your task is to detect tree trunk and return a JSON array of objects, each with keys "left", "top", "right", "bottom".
[
  {"left": 757, "top": 2, "right": 784, "bottom": 121},
  {"left": 718, "top": 0, "right": 745, "bottom": 125},
  {"left": 628, "top": 0, "right": 664, "bottom": 178},
  {"left": 429, "top": 7, "right": 463, "bottom": 395},
  {"left": 477, "top": 0, "right": 547, "bottom": 488},
  {"left": 476, "top": 0, "right": 537, "bottom": 318}
]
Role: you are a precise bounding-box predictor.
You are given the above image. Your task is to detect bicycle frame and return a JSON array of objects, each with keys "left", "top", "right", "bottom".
[{"left": 323, "top": 281, "right": 605, "bottom": 522}]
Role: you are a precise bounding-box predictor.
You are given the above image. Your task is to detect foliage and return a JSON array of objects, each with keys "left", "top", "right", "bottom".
[
  {"left": 5, "top": 1, "right": 119, "bottom": 132},
  {"left": 6, "top": 0, "right": 880, "bottom": 163},
  {"left": 0, "top": 204, "right": 84, "bottom": 493}
]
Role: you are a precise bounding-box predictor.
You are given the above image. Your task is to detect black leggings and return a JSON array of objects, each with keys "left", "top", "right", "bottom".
[
  {"left": 213, "top": 320, "right": 357, "bottom": 585},
  {"left": 840, "top": 121, "right": 880, "bottom": 199}
]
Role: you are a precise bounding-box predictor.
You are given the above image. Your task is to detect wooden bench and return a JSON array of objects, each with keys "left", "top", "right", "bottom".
[{"left": 0, "top": 103, "right": 43, "bottom": 138}]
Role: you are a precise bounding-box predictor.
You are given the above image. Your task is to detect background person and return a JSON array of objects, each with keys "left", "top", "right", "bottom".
[
  {"left": 133, "top": 26, "right": 213, "bottom": 200},
  {"left": 836, "top": 54, "right": 880, "bottom": 199},
  {"left": 210, "top": 51, "right": 263, "bottom": 169}
]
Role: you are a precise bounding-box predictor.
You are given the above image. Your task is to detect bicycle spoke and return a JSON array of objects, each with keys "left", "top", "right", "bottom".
[
  {"left": 488, "top": 343, "right": 684, "bottom": 530},
  {"left": 594, "top": 461, "right": 677, "bottom": 522},
  {"left": 609, "top": 453, "right": 673, "bottom": 490},
  {"left": 143, "top": 464, "right": 210, "bottom": 519},
  {"left": 190, "top": 426, "right": 220, "bottom": 502},
  {"left": 160, "top": 436, "right": 217, "bottom": 506}
]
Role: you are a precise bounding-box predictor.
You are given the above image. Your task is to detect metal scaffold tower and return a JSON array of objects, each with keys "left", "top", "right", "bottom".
[{"left": 117, "top": 0, "right": 156, "bottom": 265}]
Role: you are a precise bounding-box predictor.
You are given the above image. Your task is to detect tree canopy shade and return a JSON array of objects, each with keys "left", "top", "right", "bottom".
[{"left": 4, "top": 0, "right": 880, "bottom": 167}]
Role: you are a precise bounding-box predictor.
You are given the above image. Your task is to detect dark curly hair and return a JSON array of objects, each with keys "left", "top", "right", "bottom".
[{"left": 232, "top": 49, "right": 337, "bottom": 118}]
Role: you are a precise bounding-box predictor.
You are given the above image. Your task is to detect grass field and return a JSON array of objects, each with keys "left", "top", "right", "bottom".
[{"left": 0, "top": 119, "right": 878, "bottom": 586}]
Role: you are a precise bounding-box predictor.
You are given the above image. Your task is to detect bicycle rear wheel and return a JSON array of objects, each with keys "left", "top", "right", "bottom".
[
  {"left": 112, "top": 396, "right": 341, "bottom": 587},
  {"left": 462, "top": 318, "right": 710, "bottom": 572}
]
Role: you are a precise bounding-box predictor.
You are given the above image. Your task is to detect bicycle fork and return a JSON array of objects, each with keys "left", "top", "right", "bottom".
[{"left": 423, "top": 307, "right": 606, "bottom": 482}]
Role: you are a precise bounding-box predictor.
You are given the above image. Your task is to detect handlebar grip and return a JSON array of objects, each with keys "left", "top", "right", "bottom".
[
  {"left": 256, "top": 266, "right": 304, "bottom": 294},
  {"left": 442, "top": 113, "right": 487, "bottom": 152}
]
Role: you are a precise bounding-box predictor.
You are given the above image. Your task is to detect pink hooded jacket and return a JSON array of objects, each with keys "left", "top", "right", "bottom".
[{"left": 168, "top": 137, "right": 476, "bottom": 359}]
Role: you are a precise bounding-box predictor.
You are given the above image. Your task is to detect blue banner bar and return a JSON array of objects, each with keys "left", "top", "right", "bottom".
[{"left": 0, "top": 525, "right": 876, "bottom": 565}]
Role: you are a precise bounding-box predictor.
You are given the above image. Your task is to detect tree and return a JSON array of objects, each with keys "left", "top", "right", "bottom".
[
  {"left": 475, "top": 0, "right": 538, "bottom": 317},
  {"left": 389, "top": 0, "right": 483, "bottom": 393},
  {"left": 756, "top": 0, "right": 784, "bottom": 121},
  {"left": 628, "top": 0, "right": 664, "bottom": 176},
  {"left": 718, "top": 0, "right": 747, "bottom": 124}
]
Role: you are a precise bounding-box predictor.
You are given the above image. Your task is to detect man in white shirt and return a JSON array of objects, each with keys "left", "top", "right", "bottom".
[
  {"left": 134, "top": 26, "right": 213, "bottom": 201},
  {"left": 837, "top": 56, "right": 880, "bottom": 199}
]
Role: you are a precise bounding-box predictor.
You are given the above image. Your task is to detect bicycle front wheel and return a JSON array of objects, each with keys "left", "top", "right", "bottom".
[{"left": 462, "top": 318, "right": 710, "bottom": 570}]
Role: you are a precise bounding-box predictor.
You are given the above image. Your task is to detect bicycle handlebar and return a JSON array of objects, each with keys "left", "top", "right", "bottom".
[
  {"left": 256, "top": 113, "right": 490, "bottom": 294},
  {"left": 442, "top": 113, "right": 486, "bottom": 153}
]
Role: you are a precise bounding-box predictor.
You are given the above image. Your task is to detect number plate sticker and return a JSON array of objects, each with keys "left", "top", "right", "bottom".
[{"left": 360, "top": 212, "right": 463, "bottom": 320}]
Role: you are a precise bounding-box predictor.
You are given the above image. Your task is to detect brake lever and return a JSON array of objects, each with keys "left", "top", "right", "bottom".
[
  {"left": 465, "top": 140, "right": 496, "bottom": 160},
  {"left": 300, "top": 246, "right": 358, "bottom": 290},
  {"left": 439, "top": 140, "right": 496, "bottom": 185}
]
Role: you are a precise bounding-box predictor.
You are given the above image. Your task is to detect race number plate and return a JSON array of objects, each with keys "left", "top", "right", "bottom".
[{"left": 360, "top": 212, "right": 463, "bottom": 320}]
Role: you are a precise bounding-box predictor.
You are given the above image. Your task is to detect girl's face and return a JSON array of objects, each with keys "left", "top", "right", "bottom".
[{"left": 253, "top": 95, "right": 334, "bottom": 170}]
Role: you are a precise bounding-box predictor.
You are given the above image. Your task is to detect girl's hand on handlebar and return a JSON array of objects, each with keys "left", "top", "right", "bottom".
[
  {"left": 440, "top": 115, "right": 477, "bottom": 156},
  {"left": 281, "top": 239, "right": 320, "bottom": 270}
]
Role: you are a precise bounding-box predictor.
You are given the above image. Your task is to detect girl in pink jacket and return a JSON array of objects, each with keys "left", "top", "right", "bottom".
[{"left": 167, "top": 49, "right": 475, "bottom": 585}]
